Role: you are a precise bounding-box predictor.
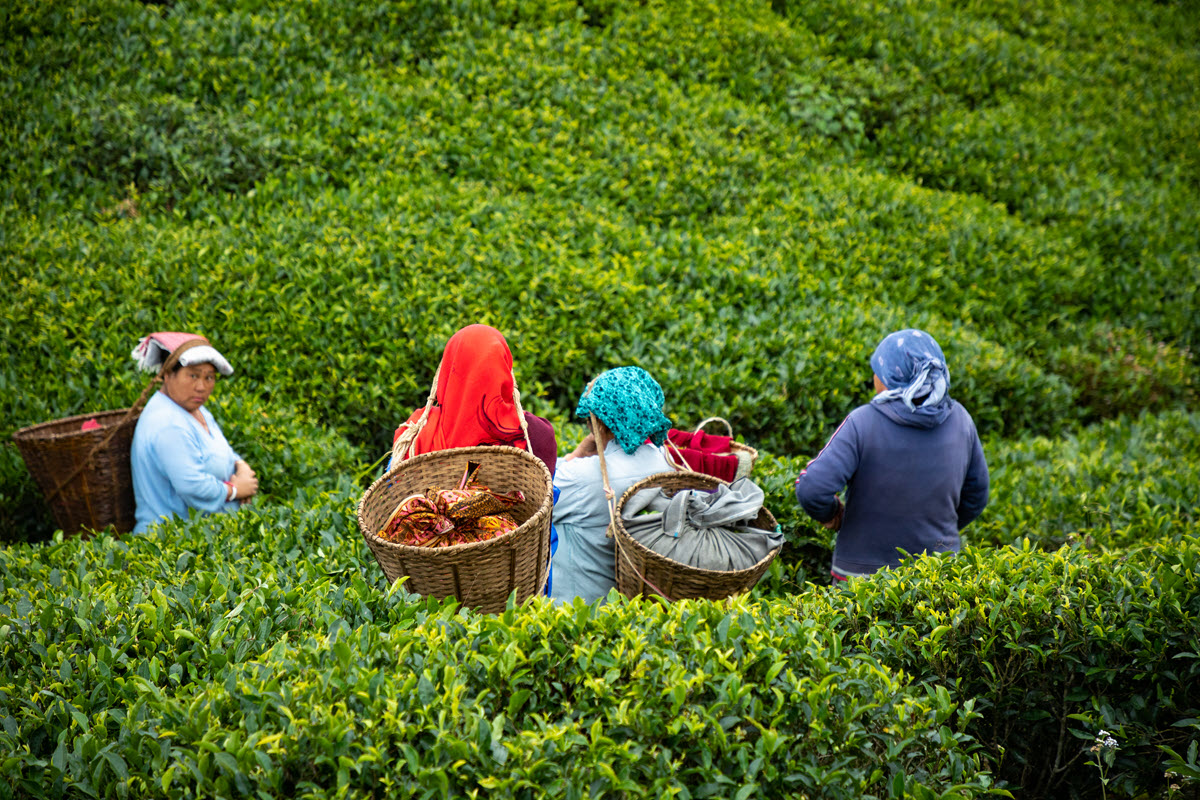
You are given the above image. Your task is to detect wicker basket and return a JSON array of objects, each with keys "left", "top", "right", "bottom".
[
  {"left": 612, "top": 470, "right": 780, "bottom": 602},
  {"left": 12, "top": 409, "right": 140, "bottom": 537},
  {"left": 666, "top": 417, "right": 759, "bottom": 480},
  {"left": 357, "top": 446, "right": 553, "bottom": 614}
]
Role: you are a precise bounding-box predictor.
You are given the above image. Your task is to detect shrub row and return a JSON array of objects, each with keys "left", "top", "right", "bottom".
[
  {"left": 824, "top": 537, "right": 1200, "bottom": 799},
  {"left": 0, "top": 497, "right": 1001, "bottom": 799},
  {"left": 1, "top": 484, "right": 1196, "bottom": 798}
]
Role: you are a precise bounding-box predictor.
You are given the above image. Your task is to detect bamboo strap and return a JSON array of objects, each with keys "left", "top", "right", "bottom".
[
  {"left": 45, "top": 338, "right": 210, "bottom": 503},
  {"left": 615, "top": 533, "right": 675, "bottom": 602},
  {"left": 594, "top": 418, "right": 675, "bottom": 600},
  {"left": 591, "top": 414, "right": 618, "bottom": 536}
]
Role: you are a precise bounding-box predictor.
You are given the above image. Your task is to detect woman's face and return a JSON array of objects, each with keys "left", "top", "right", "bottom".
[{"left": 163, "top": 362, "right": 218, "bottom": 412}]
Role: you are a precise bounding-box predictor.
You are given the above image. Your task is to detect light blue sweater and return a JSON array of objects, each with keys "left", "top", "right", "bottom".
[
  {"left": 549, "top": 441, "right": 671, "bottom": 604},
  {"left": 131, "top": 391, "right": 241, "bottom": 534}
]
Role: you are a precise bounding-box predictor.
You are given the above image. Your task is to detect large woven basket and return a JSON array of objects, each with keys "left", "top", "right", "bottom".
[
  {"left": 612, "top": 470, "right": 780, "bottom": 602},
  {"left": 357, "top": 446, "right": 553, "bottom": 614},
  {"left": 12, "top": 409, "right": 140, "bottom": 537}
]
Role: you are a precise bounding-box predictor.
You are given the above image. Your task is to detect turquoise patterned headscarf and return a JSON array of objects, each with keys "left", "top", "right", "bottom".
[
  {"left": 870, "top": 329, "right": 952, "bottom": 416},
  {"left": 576, "top": 367, "right": 673, "bottom": 455}
]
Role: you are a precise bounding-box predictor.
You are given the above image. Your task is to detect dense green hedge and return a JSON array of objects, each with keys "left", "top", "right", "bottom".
[
  {"left": 0, "top": 499, "right": 1002, "bottom": 799},
  {"left": 829, "top": 536, "right": 1200, "bottom": 800},
  {"left": 1, "top": 490, "right": 1195, "bottom": 798}
]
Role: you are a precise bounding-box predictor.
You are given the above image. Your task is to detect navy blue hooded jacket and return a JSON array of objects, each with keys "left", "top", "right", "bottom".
[{"left": 794, "top": 398, "right": 989, "bottom": 576}]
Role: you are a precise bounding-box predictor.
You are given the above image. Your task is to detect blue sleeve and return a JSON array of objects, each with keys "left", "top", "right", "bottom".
[
  {"left": 794, "top": 414, "right": 861, "bottom": 524},
  {"left": 957, "top": 430, "right": 989, "bottom": 529},
  {"left": 152, "top": 427, "right": 230, "bottom": 513}
]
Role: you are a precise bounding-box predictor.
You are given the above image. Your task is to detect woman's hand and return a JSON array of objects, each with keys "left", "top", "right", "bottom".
[
  {"left": 229, "top": 460, "right": 258, "bottom": 502},
  {"left": 823, "top": 498, "right": 845, "bottom": 531},
  {"left": 565, "top": 433, "right": 599, "bottom": 461}
]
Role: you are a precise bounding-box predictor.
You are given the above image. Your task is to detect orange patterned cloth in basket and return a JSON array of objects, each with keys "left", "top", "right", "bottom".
[{"left": 378, "top": 461, "right": 525, "bottom": 548}]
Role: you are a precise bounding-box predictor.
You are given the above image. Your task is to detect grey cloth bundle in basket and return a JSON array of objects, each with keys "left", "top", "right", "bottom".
[{"left": 620, "top": 477, "right": 784, "bottom": 572}]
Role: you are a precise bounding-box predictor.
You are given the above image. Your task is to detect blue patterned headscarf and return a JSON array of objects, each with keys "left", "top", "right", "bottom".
[
  {"left": 870, "top": 329, "right": 951, "bottom": 415},
  {"left": 576, "top": 367, "right": 673, "bottom": 455}
]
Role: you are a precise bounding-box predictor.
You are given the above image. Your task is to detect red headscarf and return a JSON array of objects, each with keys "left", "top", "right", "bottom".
[{"left": 393, "top": 325, "right": 528, "bottom": 459}]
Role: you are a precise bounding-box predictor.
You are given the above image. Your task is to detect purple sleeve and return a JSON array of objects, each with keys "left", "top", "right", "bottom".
[
  {"left": 957, "top": 427, "right": 989, "bottom": 529},
  {"left": 523, "top": 412, "right": 558, "bottom": 477},
  {"left": 794, "top": 413, "right": 861, "bottom": 523}
]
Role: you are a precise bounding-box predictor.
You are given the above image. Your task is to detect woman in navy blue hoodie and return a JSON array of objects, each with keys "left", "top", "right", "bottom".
[{"left": 795, "top": 329, "right": 989, "bottom": 580}]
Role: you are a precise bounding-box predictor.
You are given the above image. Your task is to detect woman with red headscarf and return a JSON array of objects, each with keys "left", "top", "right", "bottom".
[{"left": 390, "top": 325, "right": 557, "bottom": 475}]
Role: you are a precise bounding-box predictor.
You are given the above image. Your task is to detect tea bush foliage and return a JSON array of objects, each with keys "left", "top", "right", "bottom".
[{"left": 2, "top": 0, "right": 1198, "bottom": 796}]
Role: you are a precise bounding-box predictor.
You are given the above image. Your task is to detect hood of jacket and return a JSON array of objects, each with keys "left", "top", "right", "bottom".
[{"left": 870, "top": 397, "right": 954, "bottom": 429}]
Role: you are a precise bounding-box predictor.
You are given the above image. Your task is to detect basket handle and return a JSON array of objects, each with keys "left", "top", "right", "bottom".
[
  {"left": 390, "top": 365, "right": 534, "bottom": 465},
  {"left": 662, "top": 437, "right": 690, "bottom": 473},
  {"left": 43, "top": 338, "right": 209, "bottom": 505},
  {"left": 694, "top": 416, "right": 734, "bottom": 437}
]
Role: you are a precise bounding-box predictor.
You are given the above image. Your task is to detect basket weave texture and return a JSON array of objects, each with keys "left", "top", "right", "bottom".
[
  {"left": 612, "top": 470, "right": 780, "bottom": 602},
  {"left": 12, "top": 409, "right": 140, "bottom": 537},
  {"left": 357, "top": 446, "right": 553, "bottom": 614}
]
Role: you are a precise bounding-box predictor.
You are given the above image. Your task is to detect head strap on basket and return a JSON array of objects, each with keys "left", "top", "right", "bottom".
[{"left": 157, "top": 338, "right": 211, "bottom": 377}]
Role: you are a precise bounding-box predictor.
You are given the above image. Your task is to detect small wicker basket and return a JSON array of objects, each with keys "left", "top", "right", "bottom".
[
  {"left": 665, "top": 417, "right": 759, "bottom": 480},
  {"left": 611, "top": 470, "right": 780, "bottom": 602},
  {"left": 12, "top": 409, "right": 140, "bottom": 537},
  {"left": 357, "top": 446, "right": 553, "bottom": 614}
]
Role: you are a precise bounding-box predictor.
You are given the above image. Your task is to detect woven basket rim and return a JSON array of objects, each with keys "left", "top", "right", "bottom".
[
  {"left": 356, "top": 445, "right": 553, "bottom": 556},
  {"left": 12, "top": 409, "right": 138, "bottom": 443},
  {"left": 614, "top": 469, "right": 781, "bottom": 579},
  {"left": 729, "top": 441, "right": 758, "bottom": 458}
]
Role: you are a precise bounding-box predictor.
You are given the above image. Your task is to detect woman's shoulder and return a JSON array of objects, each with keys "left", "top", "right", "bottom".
[
  {"left": 522, "top": 411, "right": 555, "bottom": 437},
  {"left": 139, "top": 392, "right": 187, "bottom": 427},
  {"left": 947, "top": 399, "right": 980, "bottom": 431},
  {"left": 554, "top": 451, "right": 602, "bottom": 487},
  {"left": 608, "top": 441, "right": 670, "bottom": 474},
  {"left": 135, "top": 394, "right": 196, "bottom": 445},
  {"left": 522, "top": 412, "right": 558, "bottom": 474}
]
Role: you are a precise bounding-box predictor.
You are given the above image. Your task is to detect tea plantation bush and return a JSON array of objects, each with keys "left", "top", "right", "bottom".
[
  {"left": 2, "top": 0, "right": 1199, "bottom": 796},
  {"left": 828, "top": 537, "right": 1200, "bottom": 799},
  {"left": 1, "top": 482, "right": 1196, "bottom": 798}
]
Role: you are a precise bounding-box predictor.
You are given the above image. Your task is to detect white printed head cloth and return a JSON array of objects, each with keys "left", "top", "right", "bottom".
[{"left": 131, "top": 331, "right": 233, "bottom": 376}]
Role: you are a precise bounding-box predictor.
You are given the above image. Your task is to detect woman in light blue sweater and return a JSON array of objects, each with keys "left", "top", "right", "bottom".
[
  {"left": 549, "top": 367, "right": 673, "bottom": 604},
  {"left": 795, "top": 329, "right": 989, "bottom": 580},
  {"left": 130, "top": 334, "right": 258, "bottom": 534}
]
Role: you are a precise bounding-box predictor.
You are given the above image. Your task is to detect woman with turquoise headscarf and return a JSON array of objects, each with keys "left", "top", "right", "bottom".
[
  {"left": 549, "top": 367, "right": 673, "bottom": 604},
  {"left": 794, "top": 329, "right": 989, "bottom": 580}
]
